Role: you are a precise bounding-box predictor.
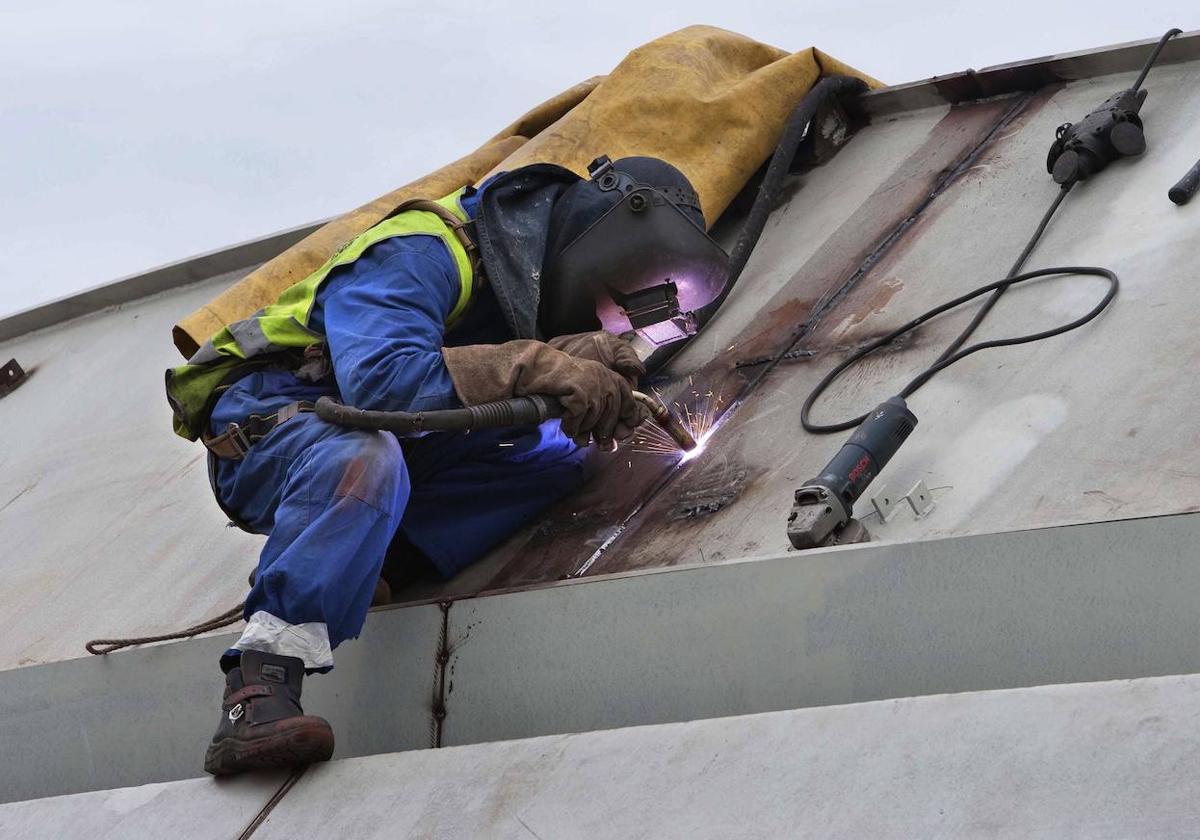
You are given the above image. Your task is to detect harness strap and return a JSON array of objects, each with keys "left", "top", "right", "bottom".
[
  {"left": 387, "top": 197, "right": 482, "bottom": 276},
  {"left": 224, "top": 684, "right": 275, "bottom": 709},
  {"left": 386, "top": 198, "right": 484, "bottom": 296},
  {"left": 202, "top": 400, "right": 316, "bottom": 460},
  {"left": 223, "top": 681, "right": 274, "bottom": 710}
]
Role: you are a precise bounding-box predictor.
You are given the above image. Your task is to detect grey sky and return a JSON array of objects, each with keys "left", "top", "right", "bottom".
[{"left": 2, "top": 1, "right": 1192, "bottom": 318}]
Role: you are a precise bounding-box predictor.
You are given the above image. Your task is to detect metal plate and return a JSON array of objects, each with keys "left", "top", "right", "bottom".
[
  {"left": 0, "top": 772, "right": 288, "bottom": 840},
  {"left": 254, "top": 673, "right": 1200, "bottom": 840},
  {"left": 400, "top": 95, "right": 1023, "bottom": 598},
  {"left": 0, "top": 599, "right": 442, "bottom": 804},
  {"left": 593, "top": 63, "right": 1200, "bottom": 571}
]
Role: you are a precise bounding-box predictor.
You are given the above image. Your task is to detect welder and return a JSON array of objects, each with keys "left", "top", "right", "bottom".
[{"left": 165, "top": 155, "right": 727, "bottom": 776}]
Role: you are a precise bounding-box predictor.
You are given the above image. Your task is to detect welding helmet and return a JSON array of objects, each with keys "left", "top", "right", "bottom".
[{"left": 539, "top": 155, "right": 730, "bottom": 347}]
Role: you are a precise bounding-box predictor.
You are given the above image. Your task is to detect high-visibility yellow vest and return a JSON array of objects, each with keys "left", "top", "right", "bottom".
[{"left": 166, "top": 189, "right": 477, "bottom": 441}]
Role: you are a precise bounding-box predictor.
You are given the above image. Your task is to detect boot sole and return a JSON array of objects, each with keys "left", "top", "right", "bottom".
[{"left": 204, "top": 717, "right": 334, "bottom": 777}]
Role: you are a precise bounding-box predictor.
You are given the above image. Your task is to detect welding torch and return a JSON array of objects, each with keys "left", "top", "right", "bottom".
[{"left": 315, "top": 391, "right": 697, "bottom": 451}]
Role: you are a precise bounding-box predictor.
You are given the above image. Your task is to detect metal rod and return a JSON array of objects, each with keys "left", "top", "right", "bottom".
[
  {"left": 1131, "top": 28, "right": 1182, "bottom": 92},
  {"left": 1169, "top": 157, "right": 1200, "bottom": 206}
]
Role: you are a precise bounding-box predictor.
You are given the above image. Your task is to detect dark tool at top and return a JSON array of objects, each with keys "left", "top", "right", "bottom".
[
  {"left": 785, "top": 30, "right": 1183, "bottom": 551},
  {"left": 315, "top": 390, "right": 698, "bottom": 451},
  {"left": 1169, "top": 158, "right": 1200, "bottom": 205},
  {"left": 1046, "top": 28, "right": 1182, "bottom": 185}
]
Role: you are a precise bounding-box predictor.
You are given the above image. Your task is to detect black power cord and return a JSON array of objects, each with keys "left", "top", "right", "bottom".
[
  {"left": 801, "top": 183, "right": 1119, "bottom": 434},
  {"left": 695, "top": 75, "right": 870, "bottom": 329}
]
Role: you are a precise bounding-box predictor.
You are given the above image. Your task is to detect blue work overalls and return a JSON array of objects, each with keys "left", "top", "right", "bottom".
[{"left": 207, "top": 189, "right": 586, "bottom": 670}]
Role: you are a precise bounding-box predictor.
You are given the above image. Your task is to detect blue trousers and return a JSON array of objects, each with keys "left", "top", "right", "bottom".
[{"left": 210, "top": 413, "right": 586, "bottom": 660}]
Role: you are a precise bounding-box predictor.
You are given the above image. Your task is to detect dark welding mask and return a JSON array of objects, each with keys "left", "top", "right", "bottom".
[{"left": 539, "top": 155, "right": 730, "bottom": 347}]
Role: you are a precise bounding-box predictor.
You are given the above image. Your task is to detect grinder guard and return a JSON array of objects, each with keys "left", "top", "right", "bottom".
[{"left": 540, "top": 188, "right": 730, "bottom": 346}]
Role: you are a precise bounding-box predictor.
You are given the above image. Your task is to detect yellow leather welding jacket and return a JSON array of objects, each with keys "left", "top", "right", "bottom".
[{"left": 165, "top": 189, "right": 476, "bottom": 441}]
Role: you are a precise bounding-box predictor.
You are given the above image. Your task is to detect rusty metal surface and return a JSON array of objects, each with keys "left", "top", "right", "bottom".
[
  {"left": 2, "top": 37, "right": 1199, "bottom": 677},
  {"left": 396, "top": 94, "right": 1038, "bottom": 599},
  {"left": 593, "top": 60, "right": 1200, "bottom": 571},
  {"left": 391, "top": 96, "right": 1012, "bottom": 597},
  {"left": 398, "top": 58, "right": 1200, "bottom": 597}
]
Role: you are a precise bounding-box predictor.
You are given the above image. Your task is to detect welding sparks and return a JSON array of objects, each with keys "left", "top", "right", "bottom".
[
  {"left": 677, "top": 388, "right": 723, "bottom": 462},
  {"left": 627, "top": 387, "right": 725, "bottom": 461},
  {"left": 628, "top": 420, "right": 680, "bottom": 455}
]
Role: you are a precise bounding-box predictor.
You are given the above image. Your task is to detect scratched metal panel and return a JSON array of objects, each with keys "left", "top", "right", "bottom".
[
  {"left": 252, "top": 674, "right": 1200, "bottom": 840},
  {"left": 398, "top": 96, "right": 1022, "bottom": 602},
  {"left": 3, "top": 511, "right": 1199, "bottom": 805},
  {"left": 594, "top": 60, "right": 1200, "bottom": 572},
  {"left": 0, "top": 772, "right": 287, "bottom": 840},
  {"left": 440, "top": 513, "right": 1200, "bottom": 748},
  {"left": 4, "top": 37, "right": 1199, "bottom": 680},
  {"left": 0, "top": 270, "right": 269, "bottom": 674}
]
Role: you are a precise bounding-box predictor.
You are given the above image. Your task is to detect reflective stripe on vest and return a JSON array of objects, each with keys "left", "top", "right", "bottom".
[{"left": 166, "top": 188, "right": 475, "bottom": 441}]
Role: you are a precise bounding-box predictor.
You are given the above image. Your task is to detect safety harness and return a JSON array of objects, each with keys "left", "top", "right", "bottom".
[{"left": 168, "top": 192, "right": 482, "bottom": 461}]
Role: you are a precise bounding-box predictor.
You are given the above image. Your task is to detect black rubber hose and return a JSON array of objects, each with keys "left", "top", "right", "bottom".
[
  {"left": 800, "top": 264, "right": 1118, "bottom": 433},
  {"left": 801, "top": 182, "right": 1122, "bottom": 434},
  {"left": 1169, "top": 157, "right": 1200, "bottom": 205},
  {"left": 314, "top": 394, "right": 560, "bottom": 434},
  {"left": 693, "top": 74, "right": 870, "bottom": 328},
  {"left": 930, "top": 184, "right": 1072, "bottom": 367},
  {"left": 1131, "top": 28, "right": 1182, "bottom": 93}
]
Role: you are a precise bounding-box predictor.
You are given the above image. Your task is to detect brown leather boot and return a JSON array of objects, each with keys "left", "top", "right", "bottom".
[{"left": 204, "top": 650, "right": 334, "bottom": 776}]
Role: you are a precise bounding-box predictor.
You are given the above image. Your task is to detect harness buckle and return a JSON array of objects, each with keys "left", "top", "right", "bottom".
[{"left": 224, "top": 422, "right": 252, "bottom": 458}]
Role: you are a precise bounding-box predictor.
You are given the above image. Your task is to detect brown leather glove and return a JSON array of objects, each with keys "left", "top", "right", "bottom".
[
  {"left": 442, "top": 340, "right": 647, "bottom": 447},
  {"left": 547, "top": 331, "right": 645, "bottom": 390}
]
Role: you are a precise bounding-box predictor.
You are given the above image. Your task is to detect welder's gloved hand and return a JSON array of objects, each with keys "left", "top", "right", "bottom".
[
  {"left": 442, "top": 340, "right": 648, "bottom": 448},
  {"left": 547, "top": 331, "right": 645, "bottom": 390}
]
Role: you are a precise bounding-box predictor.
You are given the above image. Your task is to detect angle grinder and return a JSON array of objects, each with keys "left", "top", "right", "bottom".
[{"left": 787, "top": 397, "right": 917, "bottom": 550}]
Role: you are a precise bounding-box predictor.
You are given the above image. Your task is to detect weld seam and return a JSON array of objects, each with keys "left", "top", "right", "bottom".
[
  {"left": 430, "top": 600, "right": 451, "bottom": 748},
  {"left": 570, "top": 93, "right": 1034, "bottom": 575},
  {"left": 788, "top": 92, "right": 1035, "bottom": 347}
]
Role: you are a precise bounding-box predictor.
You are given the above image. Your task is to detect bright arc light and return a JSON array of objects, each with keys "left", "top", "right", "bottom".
[{"left": 678, "top": 426, "right": 720, "bottom": 463}]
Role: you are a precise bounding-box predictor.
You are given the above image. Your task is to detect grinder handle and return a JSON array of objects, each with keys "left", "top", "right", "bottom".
[
  {"left": 1169, "top": 158, "right": 1200, "bottom": 206},
  {"left": 846, "top": 396, "right": 918, "bottom": 474}
]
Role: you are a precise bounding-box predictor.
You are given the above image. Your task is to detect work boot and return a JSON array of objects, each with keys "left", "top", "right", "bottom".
[
  {"left": 203, "top": 649, "right": 334, "bottom": 777},
  {"left": 248, "top": 569, "right": 392, "bottom": 606}
]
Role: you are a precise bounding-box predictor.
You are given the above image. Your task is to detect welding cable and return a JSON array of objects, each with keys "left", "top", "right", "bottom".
[
  {"left": 693, "top": 74, "right": 870, "bottom": 329},
  {"left": 800, "top": 184, "right": 1119, "bottom": 433},
  {"left": 1132, "top": 28, "right": 1183, "bottom": 93}
]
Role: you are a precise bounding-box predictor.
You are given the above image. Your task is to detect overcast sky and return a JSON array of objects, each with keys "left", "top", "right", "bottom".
[{"left": 2, "top": 1, "right": 1192, "bottom": 317}]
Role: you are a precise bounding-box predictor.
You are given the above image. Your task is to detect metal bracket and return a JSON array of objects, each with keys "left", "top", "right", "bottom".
[
  {"left": 0, "top": 359, "right": 26, "bottom": 399},
  {"left": 871, "top": 480, "right": 935, "bottom": 522}
]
